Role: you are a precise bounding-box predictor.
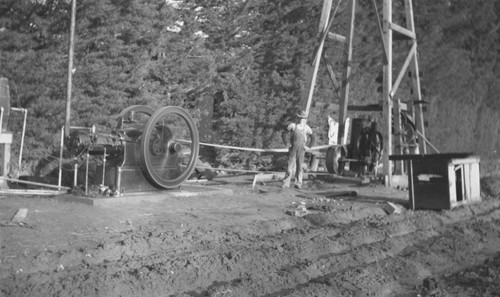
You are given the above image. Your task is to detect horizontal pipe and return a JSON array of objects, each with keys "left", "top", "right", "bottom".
[{"left": 0, "top": 176, "right": 71, "bottom": 190}]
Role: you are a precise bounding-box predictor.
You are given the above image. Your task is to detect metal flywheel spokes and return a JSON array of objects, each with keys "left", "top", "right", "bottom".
[{"left": 140, "top": 106, "right": 199, "bottom": 189}]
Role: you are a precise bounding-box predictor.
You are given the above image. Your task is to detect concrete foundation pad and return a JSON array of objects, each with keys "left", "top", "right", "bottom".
[{"left": 57, "top": 184, "right": 233, "bottom": 206}]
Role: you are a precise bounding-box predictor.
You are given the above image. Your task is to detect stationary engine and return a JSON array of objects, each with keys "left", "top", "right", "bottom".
[{"left": 68, "top": 105, "right": 199, "bottom": 194}]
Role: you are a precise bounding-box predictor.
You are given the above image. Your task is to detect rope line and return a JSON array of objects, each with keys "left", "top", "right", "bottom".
[
  {"left": 195, "top": 166, "right": 332, "bottom": 176},
  {"left": 199, "top": 142, "right": 337, "bottom": 153}
]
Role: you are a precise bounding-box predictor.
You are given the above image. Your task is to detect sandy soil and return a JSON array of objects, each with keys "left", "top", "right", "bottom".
[{"left": 1, "top": 174, "right": 500, "bottom": 297}]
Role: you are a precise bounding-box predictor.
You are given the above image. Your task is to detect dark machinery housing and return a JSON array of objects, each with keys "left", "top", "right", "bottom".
[
  {"left": 68, "top": 105, "right": 199, "bottom": 195},
  {"left": 324, "top": 110, "right": 417, "bottom": 175}
]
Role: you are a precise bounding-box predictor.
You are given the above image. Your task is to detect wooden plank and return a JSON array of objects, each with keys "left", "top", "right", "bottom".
[
  {"left": 0, "top": 133, "right": 13, "bottom": 144},
  {"left": 404, "top": 0, "right": 426, "bottom": 154},
  {"left": 464, "top": 163, "right": 470, "bottom": 201},
  {"left": 449, "top": 157, "right": 481, "bottom": 165},
  {"left": 311, "top": 101, "right": 414, "bottom": 114},
  {"left": 312, "top": 101, "right": 401, "bottom": 112},
  {"left": 408, "top": 159, "right": 414, "bottom": 210},
  {"left": 0, "top": 189, "right": 67, "bottom": 196},
  {"left": 448, "top": 162, "right": 456, "bottom": 206},
  {"left": 304, "top": 0, "right": 339, "bottom": 118},
  {"left": 389, "top": 22, "right": 416, "bottom": 39},
  {"left": 327, "top": 32, "right": 346, "bottom": 43},
  {"left": 318, "top": 0, "right": 333, "bottom": 32},
  {"left": 338, "top": 0, "right": 356, "bottom": 145},
  {"left": 416, "top": 130, "right": 439, "bottom": 153},
  {"left": 470, "top": 162, "right": 481, "bottom": 200},
  {"left": 11, "top": 208, "right": 28, "bottom": 223},
  {"left": 252, "top": 173, "right": 285, "bottom": 188},
  {"left": 320, "top": 59, "right": 341, "bottom": 97},
  {"left": 382, "top": 0, "right": 393, "bottom": 185},
  {"left": 0, "top": 177, "right": 71, "bottom": 190},
  {"left": 370, "top": 0, "right": 388, "bottom": 64},
  {"left": 393, "top": 99, "right": 403, "bottom": 174}
]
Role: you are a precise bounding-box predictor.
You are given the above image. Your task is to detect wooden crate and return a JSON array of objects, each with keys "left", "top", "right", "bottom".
[{"left": 389, "top": 153, "right": 481, "bottom": 210}]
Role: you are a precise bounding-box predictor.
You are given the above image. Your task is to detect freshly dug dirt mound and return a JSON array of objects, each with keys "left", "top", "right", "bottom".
[{"left": 1, "top": 175, "right": 499, "bottom": 296}]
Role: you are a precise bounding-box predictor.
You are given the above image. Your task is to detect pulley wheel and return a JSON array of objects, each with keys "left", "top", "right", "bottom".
[
  {"left": 325, "top": 146, "right": 346, "bottom": 174},
  {"left": 401, "top": 121, "right": 417, "bottom": 152},
  {"left": 140, "top": 106, "right": 199, "bottom": 189}
]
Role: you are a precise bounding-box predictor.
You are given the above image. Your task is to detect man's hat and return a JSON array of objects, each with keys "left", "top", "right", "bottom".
[{"left": 297, "top": 110, "right": 307, "bottom": 118}]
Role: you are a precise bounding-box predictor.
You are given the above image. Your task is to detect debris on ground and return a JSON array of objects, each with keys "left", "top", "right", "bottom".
[
  {"left": 285, "top": 202, "right": 310, "bottom": 217},
  {"left": 11, "top": 208, "right": 28, "bottom": 222},
  {"left": 0, "top": 208, "right": 37, "bottom": 229},
  {"left": 1, "top": 174, "right": 499, "bottom": 297},
  {"left": 417, "top": 276, "right": 448, "bottom": 297},
  {"left": 0, "top": 220, "right": 37, "bottom": 229},
  {"left": 294, "top": 204, "right": 309, "bottom": 217},
  {"left": 381, "top": 201, "right": 406, "bottom": 215}
]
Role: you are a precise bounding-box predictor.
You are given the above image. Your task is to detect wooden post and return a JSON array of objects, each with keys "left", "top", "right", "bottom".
[
  {"left": 382, "top": 0, "right": 393, "bottom": 186},
  {"left": 407, "top": 159, "right": 415, "bottom": 210},
  {"left": 318, "top": 0, "right": 333, "bottom": 32},
  {"left": 303, "top": 0, "right": 333, "bottom": 119},
  {"left": 404, "top": 0, "right": 426, "bottom": 154},
  {"left": 337, "top": 0, "right": 356, "bottom": 145},
  {"left": 393, "top": 98, "right": 403, "bottom": 174},
  {"left": 65, "top": 0, "right": 77, "bottom": 138}
]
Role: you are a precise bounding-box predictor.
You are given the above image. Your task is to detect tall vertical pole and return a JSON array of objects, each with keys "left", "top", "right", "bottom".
[
  {"left": 404, "top": 0, "right": 426, "bottom": 154},
  {"left": 318, "top": 0, "right": 333, "bottom": 33},
  {"left": 337, "top": 0, "right": 356, "bottom": 145},
  {"left": 304, "top": 0, "right": 333, "bottom": 119},
  {"left": 58, "top": 126, "right": 64, "bottom": 187},
  {"left": 382, "top": 0, "right": 393, "bottom": 185},
  {"left": 65, "top": 0, "right": 77, "bottom": 138}
]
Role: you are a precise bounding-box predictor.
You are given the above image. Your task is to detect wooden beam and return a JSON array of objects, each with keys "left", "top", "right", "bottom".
[
  {"left": 0, "top": 176, "right": 71, "bottom": 190},
  {"left": 312, "top": 102, "right": 339, "bottom": 113},
  {"left": 313, "top": 101, "right": 409, "bottom": 112},
  {"left": 327, "top": 32, "right": 346, "bottom": 43},
  {"left": 390, "top": 42, "right": 417, "bottom": 98},
  {"left": 304, "top": 0, "right": 341, "bottom": 118},
  {"left": 322, "top": 55, "right": 341, "bottom": 91},
  {"left": 405, "top": 0, "right": 427, "bottom": 153},
  {"left": 416, "top": 130, "right": 439, "bottom": 153},
  {"left": 370, "top": 0, "right": 388, "bottom": 64},
  {"left": 338, "top": 0, "right": 356, "bottom": 145},
  {"left": 65, "top": 0, "right": 77, "bottom": 137},
  {"left": 393, "top": 98, "right": 403, "bottom": 173},
  {"left": 389, "top": 22, "right": 416, "bottom": 39},
  {"left": 318, "top": 0, "right": 333, "bottom": 32},
  {"left": 11, "top": 208, "right": 28, "bottom": 223},
  {"left": 382, "top": 0, "right": 393, "bottom": 186}
]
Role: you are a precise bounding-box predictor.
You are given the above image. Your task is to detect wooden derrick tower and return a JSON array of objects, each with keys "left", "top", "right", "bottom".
[{"left": 303, "top": 0, "right": 428, "bottom": 186}]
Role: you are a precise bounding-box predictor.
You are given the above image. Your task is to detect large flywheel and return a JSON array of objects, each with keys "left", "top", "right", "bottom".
[
  {"left": 140, "top": 106, "right": 199, "bottom": 189},
  {"left": 116, "top": 105, "right": 154, "bottom": 131}
]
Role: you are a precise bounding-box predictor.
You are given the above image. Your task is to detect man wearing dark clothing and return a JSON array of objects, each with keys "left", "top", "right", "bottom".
[
  {"left": 282, "top": 110, "right": 315, "bottom": 189},
  {"left": 357, "top": 121, "right": 382, "bottom": 176}
]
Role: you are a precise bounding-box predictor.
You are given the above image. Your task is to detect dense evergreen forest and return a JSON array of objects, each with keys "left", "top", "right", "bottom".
[{"left": 1, "top": 0, "right": 499, "bottom": 175}]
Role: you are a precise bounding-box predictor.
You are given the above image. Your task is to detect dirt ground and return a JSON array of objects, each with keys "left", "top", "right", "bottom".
[{"left": 1, "top": 173, "right": 500, "bottom": 297}]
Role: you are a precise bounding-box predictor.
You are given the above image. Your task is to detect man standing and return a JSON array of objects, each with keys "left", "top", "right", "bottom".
[
  {"left": 357, "top": 120, "right": 382, "bottom": 177},
  {"left": 282, "top": 110, "right": 314, "bottom": 189}
]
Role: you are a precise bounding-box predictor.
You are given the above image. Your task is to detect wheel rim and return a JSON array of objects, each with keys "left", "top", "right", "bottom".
[
  {"left": 140, "top": 106, "right": 199, "bottom": 189},
  {"left": 115, "top": 105, "right": 155, "bottom": 130},
  {"left": 325, "top": 146, "right": 345, "bottom": 174},
  {"left": 401, "top": 122, "right": 416, "bottom": 150}
]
